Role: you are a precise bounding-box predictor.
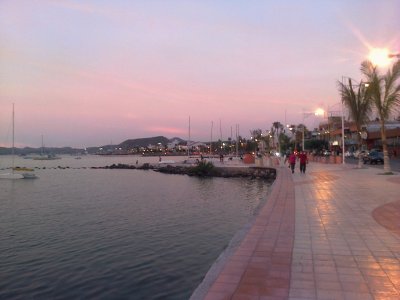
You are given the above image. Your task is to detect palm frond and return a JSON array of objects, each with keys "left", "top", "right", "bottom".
[
  {"left": 337, "top": 78, "right": 372, "bottom": 131},
  {"left": 360, "top": 60, "right": 376, "bottom": 80}
]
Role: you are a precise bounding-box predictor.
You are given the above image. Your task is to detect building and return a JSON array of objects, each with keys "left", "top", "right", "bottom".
[{"left": 318, "top": 119, "right": 400, "bottom": 156}]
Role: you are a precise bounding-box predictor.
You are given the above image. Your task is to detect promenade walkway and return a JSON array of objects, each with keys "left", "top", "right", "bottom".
[{"left": 195, "top": 162, "right": 400, "bottom": 300}]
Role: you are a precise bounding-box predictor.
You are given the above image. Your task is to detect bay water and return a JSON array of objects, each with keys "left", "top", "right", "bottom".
[{"left": 0, "top": 155, "right": 271, "bottom": 299}]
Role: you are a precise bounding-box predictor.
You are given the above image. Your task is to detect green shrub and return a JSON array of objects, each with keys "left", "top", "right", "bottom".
[{"left": 189, "top": 161, "right": 216, "bottom": 176}]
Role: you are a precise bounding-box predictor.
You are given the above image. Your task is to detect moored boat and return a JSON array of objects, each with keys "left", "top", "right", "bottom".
[
  {"left": 13, "top": 167, "right": 35, "bottom": 172},
  {"left": 22, "top": 172, "right": 38, "bottom": 179},
  {"left": 0, "top": 104, "right": 31, "bottom": 180},
  {"left": 0, "top": 173, "right": 24, "bottom": 180}
]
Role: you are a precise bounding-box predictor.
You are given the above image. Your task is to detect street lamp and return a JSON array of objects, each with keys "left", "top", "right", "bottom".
[
  {"left": 341, "top": 101, "right": 345, "bottom": 164},
  {"left": 368, "top": 48, "right": 391, "bottom": 67},
  {"left": 368, "top": 48, "right": 400, "bottom": 67}
]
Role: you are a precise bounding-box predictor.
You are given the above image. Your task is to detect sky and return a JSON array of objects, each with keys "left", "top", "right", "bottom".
[{"left": 1, "top": 0, "right": 399, "bottom": 148}]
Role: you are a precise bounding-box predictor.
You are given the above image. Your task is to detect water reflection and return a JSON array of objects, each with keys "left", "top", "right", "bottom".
[{"left": 0, "top": 163, "right": 271, "bottom": 299}]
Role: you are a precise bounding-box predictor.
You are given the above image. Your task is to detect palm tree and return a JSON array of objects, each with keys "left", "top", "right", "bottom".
[
  {"left": 361, "top": 59, "right": 400, "bottom": 173},
  {"left": 297, "top": 123, "right": 308, "bottom": 151},
  {"left": 249, "top": 129, "right": 263, "bottom": 153},
  {"left": 272, "top": 121, "right": 283, "bottom": 153},
  {"left": 288, "top": 124, "right": 297, "bottom": 150},
  {"left": 337, "top": 78, "right": 373, "bottom": 168},
  {"left": 269, "top": 126, "right": 276, "bottom": 150}
]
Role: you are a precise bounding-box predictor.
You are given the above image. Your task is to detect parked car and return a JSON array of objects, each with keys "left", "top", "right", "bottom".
[
  {"left": 363, "top": 151, "right": 384, "bottom": 164},
  {"left": 354, "top": 150, "right": 368, "bottom": 158}
]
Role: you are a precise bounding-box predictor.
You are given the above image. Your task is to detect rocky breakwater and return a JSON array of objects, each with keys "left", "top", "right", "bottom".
[
  {"left": 95, "top": 162, "right": 276, "bottom": 180},
  {"left": 92, "top": 163, "right": 152, "bottom": 170},
  {"left": 155, "top": 161, "right": 276, "bottom": 180}
]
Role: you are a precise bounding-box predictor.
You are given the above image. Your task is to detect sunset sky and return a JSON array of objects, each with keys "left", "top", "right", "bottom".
[{"left": 1, "top": 0, "right": 399, "bottom": 148}]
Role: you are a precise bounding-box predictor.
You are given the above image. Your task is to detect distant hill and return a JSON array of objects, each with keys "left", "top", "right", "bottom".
[
  {"left": 0, "top": 136, "right": 187, "bottom": 155},
  {"left": 85, "top": 136, "right": 186, "bottom": 153},
  {"left": 0, "top": 146, "right": 83, "bottom": 155},
  {"left": 118, "top": 136, "right": 185, "bottom": 149}
]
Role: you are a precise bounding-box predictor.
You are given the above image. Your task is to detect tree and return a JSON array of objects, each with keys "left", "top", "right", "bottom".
[
  {"left": 337, "top": 77, "right": 373, "bottom": 168},
  {"left": 297, "top": 123, "right": 308, "bottom": 151},
  {"left": 306, "top": 140, "right": 329, "bottom": 153},
  {"left": 248, "top": 129, "right": 263, "bottom": 153},
  {"left": 272, "top": 121, "right": 284, "bottom": 154},
  {"left": 288, "top": 124, "right": 298, "bottom": 150},
  {"left": 361, "top": 59, "right": 400, "bottom": 173},
  {"left": 287, "top": 124, "right": 305, "bottom": 151},
  {"left": 294, "top": 125, "right": 303, "bottom": 150},
  {"left": 278, "top": 133, "right": 291, "bottom": 154},
  {"left": 269, "top": 126, "right": 276, "bottom": 150}
]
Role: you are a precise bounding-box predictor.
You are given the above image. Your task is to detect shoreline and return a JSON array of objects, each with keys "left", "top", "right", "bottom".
[{"left": 189, "top": 169, "right": 278, "bottom": 299}]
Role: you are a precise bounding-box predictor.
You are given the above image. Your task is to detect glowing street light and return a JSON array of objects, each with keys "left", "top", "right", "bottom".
[
  {"left": 368, "top": 48, "right": 391, "bottom": 67},
  {"left": 315, "top": 108, "right": 324, "bottom": 117}
]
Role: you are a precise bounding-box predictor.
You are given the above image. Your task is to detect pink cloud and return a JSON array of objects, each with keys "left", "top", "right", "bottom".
[{"left": 146, "top": 126, "right": 187, "bottom": 136}]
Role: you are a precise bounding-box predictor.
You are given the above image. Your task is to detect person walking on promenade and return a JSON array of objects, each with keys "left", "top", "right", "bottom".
[
  {"left": 299, "top": 151, "right": 308, "bottom": 174},
  {"left": 287, "top": 151, "right": 297, "bottom": 174}
]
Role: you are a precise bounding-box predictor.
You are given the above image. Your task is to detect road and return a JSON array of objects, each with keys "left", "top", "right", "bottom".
[{"left": 344, "top": 157, "right": 400, "bottom": 172}]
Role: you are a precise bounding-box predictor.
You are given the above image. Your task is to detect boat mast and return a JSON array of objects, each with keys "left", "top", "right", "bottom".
[
  {"left": 210, "top": 121, "right": 213, "bottom": 156},
  {"left": 12, "top": 103, "right": 15, "bottom": 173},
  {"left": 41, "top": 134, "right": 44, "bottom": 156},
  {"left": 219, "top": 119, "right": 222, "bottom": 154},
  {"left": 236, "top": 124, "right": 239, "bottom": 157},
  {"left": 230, "top": 126, "right": 233, "bottom": 155},
  {"left": 187, "top": 116, "right": 190, "bottom": 158}
]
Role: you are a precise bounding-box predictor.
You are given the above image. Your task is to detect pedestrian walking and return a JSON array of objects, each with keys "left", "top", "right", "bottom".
[
  {"left": 299, "top": 151, "right": 308, "bottom": 173},
  {"left": 288, "top": 151, "right": 297, "bottom": 174}
]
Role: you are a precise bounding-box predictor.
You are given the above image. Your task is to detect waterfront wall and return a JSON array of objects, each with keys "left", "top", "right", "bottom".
[{"left": 309, "top": 154, "right": 343, "bottom": 164}]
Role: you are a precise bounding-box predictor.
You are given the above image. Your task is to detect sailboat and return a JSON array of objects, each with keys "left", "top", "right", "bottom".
[
  {"left": 32, "top": 135, "right": 61, "bottom": 160},
  {"left": 0, "top": 104, "right": 37, "bottom": 180}
]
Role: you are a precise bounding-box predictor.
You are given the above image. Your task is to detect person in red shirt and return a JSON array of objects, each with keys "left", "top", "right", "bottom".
[
  {"left": 287, "top": 152, "right": 297, "bottom": 174},
  {"left": 298, "top": 151, "right": 308, "bottom": 174}
]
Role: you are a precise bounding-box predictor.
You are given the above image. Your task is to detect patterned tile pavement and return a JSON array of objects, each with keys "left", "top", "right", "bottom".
[{"left": 196, "top": 162, "right": 400, "bottom": 300}]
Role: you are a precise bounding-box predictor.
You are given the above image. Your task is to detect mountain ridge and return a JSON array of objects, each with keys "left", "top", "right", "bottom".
[{"left": 0, "top": 136, "right": 186, "bottom": 155}]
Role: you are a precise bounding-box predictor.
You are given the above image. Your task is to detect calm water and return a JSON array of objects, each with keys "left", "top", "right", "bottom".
[{"left": 0, "top": 155, "right": 271, "bottom": 299}]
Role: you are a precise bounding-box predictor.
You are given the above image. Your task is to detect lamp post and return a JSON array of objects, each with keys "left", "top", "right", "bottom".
[{"left": 341, "top": 101, "right": 345, "bottom": 164}]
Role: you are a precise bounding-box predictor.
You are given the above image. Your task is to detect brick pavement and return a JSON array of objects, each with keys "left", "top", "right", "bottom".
[{"left": 195, "top": 162, "right": 400, "bottom": 300}]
